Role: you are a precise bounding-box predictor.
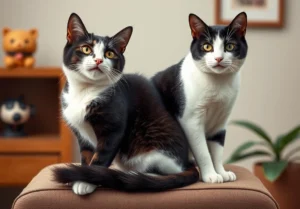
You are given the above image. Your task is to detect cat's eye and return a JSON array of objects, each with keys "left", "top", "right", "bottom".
[
  {"left": 10, "top": 39, "right": 15, "bottom": 44},
  {"left": 80, "top": 46, "right": 92, "bottom": 55},
  {"left": 203, "top": 44, "right": 213, "bottom": 52},
  {"left": 105, "top": 51, "right": 115, "bottom": 59},
  {"left": 24, "top": 39, "right": 29, "bottom": 44},
  {"left": 226, "top": 43, "right": 235, "bottom": 51}
]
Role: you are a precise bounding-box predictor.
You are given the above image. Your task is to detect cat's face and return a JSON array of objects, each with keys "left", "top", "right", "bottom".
[
  {"left": 63, "top": 13, "right": 132, "bottom": 83},
  {"left": 189, "top": 12, "right": 248, "bottom": 74}
]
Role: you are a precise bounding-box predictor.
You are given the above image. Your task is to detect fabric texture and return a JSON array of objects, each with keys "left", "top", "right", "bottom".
[{"left": 12, "top": 164, "right": 279, "bottom": 209}]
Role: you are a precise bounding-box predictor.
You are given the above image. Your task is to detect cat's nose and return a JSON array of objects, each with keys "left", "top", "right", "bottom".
[
  {"left": 215, "top": 57, "right": 223, "bottom": 63},
  {"left": 95, "top": 59, "right": 103, "bottom": 65}
]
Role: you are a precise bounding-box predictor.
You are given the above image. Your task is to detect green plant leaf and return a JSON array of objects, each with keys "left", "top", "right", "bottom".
[
  {"left": 226, "top": 150, "right": 272, "bottom": 164},
  {"left": 284, "top": 146, "right": 300, "bottom": 160},
  {"left": 262, "top": 161, "right": 288, "bottom": 182},
  {"left": 275, "top": 125, "right": 300, "bottom": 154},
  {"left": 226, "top": 141, "right": 266, "bottom": 161},
  {"left": 231, "top": 120, "right": 273, "bottom": 146},
  {"left": 231, "top": 141, "right": 256, "bottom": 155}
]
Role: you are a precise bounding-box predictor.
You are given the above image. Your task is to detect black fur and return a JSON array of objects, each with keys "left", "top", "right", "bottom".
[
  {"left": 53, "top": 164, "right": 199, "bottom": 192},
  {"left": 83, "top": 74, "right": 191, "bottom": 167},
  {"left": 151, "top": 60, "right": 185, "bottom": 118},
  {"left": 207, "top": 130, "right": 226, "bottom": 146}
]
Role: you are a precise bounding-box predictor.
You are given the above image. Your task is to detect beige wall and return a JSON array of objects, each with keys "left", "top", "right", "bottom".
[{"left": 1, "top": 0, "right": 299, "bottom": 172}]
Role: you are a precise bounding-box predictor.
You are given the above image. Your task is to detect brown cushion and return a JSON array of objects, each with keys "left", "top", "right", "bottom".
[{"left": 12, "top": 164, "right": 278, "bottom": 209}]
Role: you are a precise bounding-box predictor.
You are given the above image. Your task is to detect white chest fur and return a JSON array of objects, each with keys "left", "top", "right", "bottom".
[
  {"left": 61, "top": 64, "right": 109, "bottom": 146},
  {"left": 62, "top": 83, "right": 103, "bottom": 145},
  {"left": 180, "top": 53, "right": 240, "bottom": 136}
]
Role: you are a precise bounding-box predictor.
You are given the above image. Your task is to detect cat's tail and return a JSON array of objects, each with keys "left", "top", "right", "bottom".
[{"left": 52, "top": 164, "right": 199, "bottom": 192}]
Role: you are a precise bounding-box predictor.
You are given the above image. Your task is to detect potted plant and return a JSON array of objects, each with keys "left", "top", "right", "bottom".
[{"left": 226, "top": 120, "right": 300, "bottom": 209}]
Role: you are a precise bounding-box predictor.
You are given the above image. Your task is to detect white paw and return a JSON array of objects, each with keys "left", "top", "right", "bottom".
[
  {"left": 202, "top": 172, "right": 223, "bottom": 183},
  {"left": 219, "top": 171, "right": 237, "bottom": 182},
  {"left": 72, "top": 181, "right": 97, "bottom": 195}
]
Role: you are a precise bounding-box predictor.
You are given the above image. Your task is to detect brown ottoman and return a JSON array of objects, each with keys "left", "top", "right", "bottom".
[{"left": 12, "top": 164, "right": 279, "bottom": 209}]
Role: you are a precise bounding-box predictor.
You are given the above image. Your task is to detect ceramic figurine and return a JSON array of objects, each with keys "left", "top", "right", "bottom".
[
  {"left": 2, "top": 27, "right": 38, "bottom": 68},
  {"left": 0, "top": 96, "right": 35, "bottom": 137}
]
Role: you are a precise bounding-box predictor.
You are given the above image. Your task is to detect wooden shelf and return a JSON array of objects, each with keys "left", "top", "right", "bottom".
[
  {"left": 0, "top": 67, "right": 63, "bottom": 78},
  {"left": 0, "top": 67, "right": 73, "bottom": 185},
  {"left": 0, "top": 134, "right": 61, "bottom": 153}
]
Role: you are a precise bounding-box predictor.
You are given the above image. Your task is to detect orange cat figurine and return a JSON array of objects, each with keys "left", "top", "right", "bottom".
[{"left": 2, "top": 28, "right": 38, "bottom": 68}]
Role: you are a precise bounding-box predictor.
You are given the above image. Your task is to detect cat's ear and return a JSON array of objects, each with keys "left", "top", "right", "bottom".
[
  {"left": 29, "top": 28, "right": 38, "bottom": 39},
  {"left": 67, "top": 13, "right": 88, "bottom": 43},
  {"left": 3, "top": 27, "right": 11, "bottom": 36},
  {"left": 112, "top": 26, "right": 133, "bottom": 53},
  {"left": 228, "top": 12, "right": 247, "bottom": 37},
  {"left": 189, "top": 14, "right": 208, "bottom": 39}
]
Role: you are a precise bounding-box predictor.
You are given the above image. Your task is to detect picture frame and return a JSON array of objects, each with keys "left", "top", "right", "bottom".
[{"left": 215, "top": 0, "right": 284, "bottom": 28}]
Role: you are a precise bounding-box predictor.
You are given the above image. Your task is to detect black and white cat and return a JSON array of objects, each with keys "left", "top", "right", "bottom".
[
  {"left": 53, "top": 13, "right": 199, "bottom": 195},
  {"left": 152, "top": 12, "right": 248, "bottom": 183}
]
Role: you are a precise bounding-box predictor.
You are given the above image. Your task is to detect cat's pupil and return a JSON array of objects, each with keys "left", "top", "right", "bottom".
[
  {"left": 10, "top": 39, "right": 15, "bottom": 44},
  {"left": 24, "top": 39, "right": 29, "bottom": 44}
]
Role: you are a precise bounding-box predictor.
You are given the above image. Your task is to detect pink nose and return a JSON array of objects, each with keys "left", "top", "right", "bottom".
[
  {"left": 215, "top": 57, "right": 223, "bottom": 63},
  {"left": 95, "top": 59, "right": 103, "bottom": 65}
]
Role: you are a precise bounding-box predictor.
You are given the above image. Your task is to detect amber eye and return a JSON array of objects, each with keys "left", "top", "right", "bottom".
[
  {"left": 226, "top": 43, "right": 235, "bottom": 51},
  {"left": 24, "top": 39, "right": 29, "bottom": 44},
  {"left": 105, "top": 51, "right": 115, "bottom": 59},
  {"left": 203, "top": 44, "right": 213, "bottom": 52},
  {"left": 81, "top": 46, "right": 92, "bottom": 55},
  {"left": 10, "top": 39, "right": 15, "bottom": 44}
]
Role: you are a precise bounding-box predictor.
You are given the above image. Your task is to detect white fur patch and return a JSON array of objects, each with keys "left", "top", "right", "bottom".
[
  {"left": 72, "top": 181, "right": 97, "bottom": 195},
  {"left": 118, "top": 151, "right": 183, "bottom": 174},
  {"left": 62, "top": 64, "right": 109, "bottom": 146}
]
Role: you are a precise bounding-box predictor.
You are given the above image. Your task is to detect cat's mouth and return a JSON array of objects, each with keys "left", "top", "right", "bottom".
[
  {"left": 89, "top": 66, "right": 103, "bottom": 72},
  {"left": 212, "top": 64, "right": 226, "bottom": 69}
]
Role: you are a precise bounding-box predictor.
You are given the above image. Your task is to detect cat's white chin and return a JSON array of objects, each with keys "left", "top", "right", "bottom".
[
  {"left": 210, "top": 67, "right": 230, "bottom": 74},
  {"left": 80, "top": 70, "right": 109, "bottom": 82}
]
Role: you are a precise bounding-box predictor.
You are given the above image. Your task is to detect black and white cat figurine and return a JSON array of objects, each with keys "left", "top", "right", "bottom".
[
  {"left": 53, "top": 13, "right": 199, "bottom": 195},
  {"left": 152, "top": 12, "right": 248, "bottom": 183}
]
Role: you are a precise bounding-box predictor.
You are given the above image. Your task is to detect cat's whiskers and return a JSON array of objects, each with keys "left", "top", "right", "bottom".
[
  {"left": 110, "top": 68, "right": 129, "bottom": 91},
  {"left": 99, "top": 66, "right": 117, "bottom": 96}
]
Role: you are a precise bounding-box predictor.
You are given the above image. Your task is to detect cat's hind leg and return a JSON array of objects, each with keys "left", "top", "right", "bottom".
[{"left": 207, "top": 130, "right": 236, "bottom": 182}]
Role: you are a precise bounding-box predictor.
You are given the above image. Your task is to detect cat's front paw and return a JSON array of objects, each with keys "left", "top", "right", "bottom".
[
  {"left": 202, "top": 172, "right": 223, "bottom": 183},
  {"left": 219, "top": 171, "right": 237, "bottom": 182},
  {"left": 72, "top": 181, "right": 97, "bottom": 195}
]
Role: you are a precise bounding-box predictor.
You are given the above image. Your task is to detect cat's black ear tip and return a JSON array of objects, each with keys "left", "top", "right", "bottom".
[
  {"left": 189, "top": 13, "right": 198, "bottom": 20},
  {"left": 68, "top": 13, "right": 82, "bottom": 21},
  {"left": 238, "top": 12, "right": 247, "bottom": 19},
  {"left": 126, "top": 26, "right": 133, "bottom": 31}
]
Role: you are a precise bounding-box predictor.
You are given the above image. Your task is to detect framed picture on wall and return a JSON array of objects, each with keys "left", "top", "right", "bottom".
[{"left": 215, "top": 0, "right": 284, "bottom": 27}]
